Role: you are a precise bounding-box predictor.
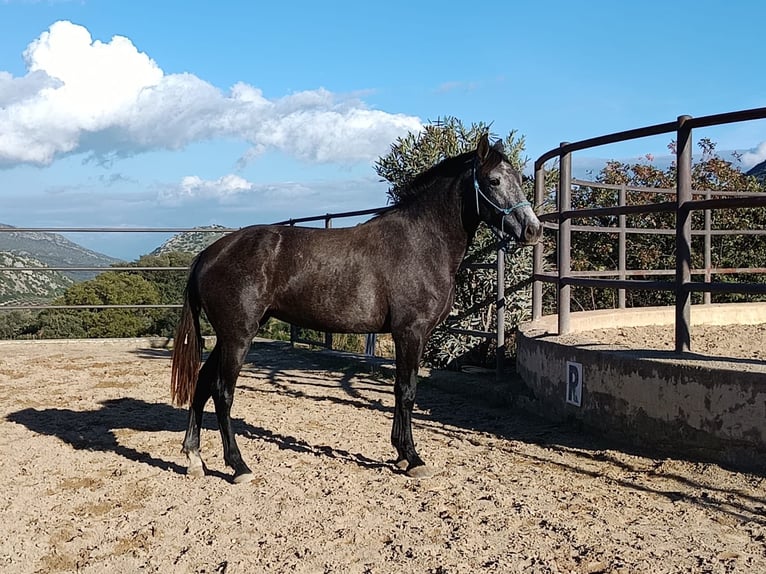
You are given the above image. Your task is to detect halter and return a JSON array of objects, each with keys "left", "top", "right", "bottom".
[{"left": 472, "top": 165, "right": 531, "bottom": 218}]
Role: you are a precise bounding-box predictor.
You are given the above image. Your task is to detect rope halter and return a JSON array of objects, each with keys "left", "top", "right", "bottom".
[{"left": 473, "top": 165, "right": 531, "bottom": 219}]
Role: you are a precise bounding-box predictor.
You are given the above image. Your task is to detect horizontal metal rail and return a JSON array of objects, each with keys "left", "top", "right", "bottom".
[
  {"left": 680, "top": 195, "right": 766, "bottom": 213},
  {"left": 536, "top": 267, "right": 766, "bottom": 279},
  {"left": 537, "top": 274, "right": 766, "bottom": 293},
  {"left": 535, "top": 120, "right": 678, "bottom": 169},
  {"left": 557, "top": 277, "right": 673, "bottom": 291},
  {"left": 0, "top": 266, "right": 188, "bottom": 272},
  {"left": 271, "top": 206, "right": 392, "bottom": 226},
  {"left": 0, "top": 304, "right": 183, "bottom": 310},
  {"left": 0, "top": 227, "right": 236, "bottom": 233},
  {"left": 537, "top": 225, "right": 766, "bottom": 237},
  {"left": 571, "top": 179, "right": 766, "bottom": 197},
  {"left": 559, "top": 201, "right": 676, "bottom": 220},
  {"left": 685, "top": 282, "right": 766, "bottom": 295}
]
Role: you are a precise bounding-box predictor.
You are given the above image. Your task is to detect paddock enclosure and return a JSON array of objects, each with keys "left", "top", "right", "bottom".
[{"left": 1, "top": 338, "right": 764, "bottom": 573}]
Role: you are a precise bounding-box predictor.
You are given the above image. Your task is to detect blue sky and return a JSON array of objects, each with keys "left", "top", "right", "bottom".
[{"left": 1, "top": 0, "right": 765, "bottom": 260}]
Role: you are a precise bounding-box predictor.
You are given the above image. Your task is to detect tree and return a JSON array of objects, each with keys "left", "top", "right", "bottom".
[
  {"left": 0, "top": 310, "right": 39, "bottom": 339},
  {"left": 375, "top": 117, "right": 535, "bottom": 368},
  {"left": 14, "top": 250, "right": 211, "bottom": 340},
  {"left": 36, "top": 271, "right": 162, "bottom": 338},
  {"left": 126, "top": 252, "right": 199, "bottom": 337}
]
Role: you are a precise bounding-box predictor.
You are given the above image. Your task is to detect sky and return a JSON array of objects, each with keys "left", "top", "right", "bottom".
[{"left": 1, "top": 0, "right": 766, "bottom": 260}]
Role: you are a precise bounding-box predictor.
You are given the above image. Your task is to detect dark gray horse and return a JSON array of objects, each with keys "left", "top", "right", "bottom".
[{"left": 171, "top": 134, "right": 542, "bottom": 483}]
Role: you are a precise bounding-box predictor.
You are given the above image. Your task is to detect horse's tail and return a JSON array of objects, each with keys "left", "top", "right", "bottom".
[{"left": 170, "top": 256, "right": 204, "bottom": 407}]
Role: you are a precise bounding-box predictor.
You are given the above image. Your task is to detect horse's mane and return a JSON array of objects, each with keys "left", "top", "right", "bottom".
[
  {"left": 390, "top": 152, "right": 472, "bottom": 206},
  {"left": 389, "top": 145, "right": 505, "bottom": 207}
]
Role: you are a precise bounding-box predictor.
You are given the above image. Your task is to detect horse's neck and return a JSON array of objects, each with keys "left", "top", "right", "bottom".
[{"left": 401, "top": 174, "right": 477, "bottom": 271}]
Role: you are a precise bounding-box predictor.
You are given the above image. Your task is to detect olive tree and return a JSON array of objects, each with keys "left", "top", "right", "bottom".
[{"left": 374, "top": 117, "right": 536, "bottom": 368}]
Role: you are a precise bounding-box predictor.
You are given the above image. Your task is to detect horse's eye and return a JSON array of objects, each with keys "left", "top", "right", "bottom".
[{"left": 489, "top": 178, "right": 500, "bottom": 186}]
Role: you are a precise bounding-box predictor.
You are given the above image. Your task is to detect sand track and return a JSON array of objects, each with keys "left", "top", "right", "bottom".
[{"left": 0, "top": 338, "right": 764, "bottom": 573}]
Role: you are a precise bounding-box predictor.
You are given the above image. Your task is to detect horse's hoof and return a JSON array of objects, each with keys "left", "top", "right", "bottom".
[
  {"left": 394, "top": 459, "right": 409, "bottom": 470},
  {"left": 186, "top": 452, "right": 205, "bottom": 478},
  {"left": 187, "top": 465, "right": 205, "bottom": 478},
  {"left": 406, "top": 464, "right": 436, "bottom": 479},
  {"left": 232, "top": 472, "right": 255, "bottom": 484}
]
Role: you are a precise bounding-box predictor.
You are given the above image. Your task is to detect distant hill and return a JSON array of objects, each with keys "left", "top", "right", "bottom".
[
  {"left": 0, "top": 224, "right": 122, "bottom": 281},
  {"left": 150, "top": 224, "right": 231, "bottom": 256},
  {"left": 746, "top": 159, "right": 766, "bottom": 183},
  {"left": 0, "top": 251, "right": 74, "bottom": 306}
]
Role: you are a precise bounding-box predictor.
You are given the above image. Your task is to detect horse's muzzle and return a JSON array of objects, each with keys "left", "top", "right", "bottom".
[
  {"left": 522, "top": 219, "right": 543, "bottom": 245},
  {"left": 503, "top": 210, "right": 543, "bottom": 246}
]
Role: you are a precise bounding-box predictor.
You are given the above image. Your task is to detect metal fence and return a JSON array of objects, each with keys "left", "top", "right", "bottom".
[
  {"left": 0, "top": 207, "right": 509, "bottom": 367},
  {"left": 532, "top": 106, "right": 766, "bottom": 353}
]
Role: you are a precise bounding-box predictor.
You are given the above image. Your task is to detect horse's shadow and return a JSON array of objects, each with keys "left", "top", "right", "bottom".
[
  {"left": 7, "top": 398, "right": 210, "bottom": 477},
  {"left": 6, "top": 396, "right": 387, "bottom": 482}
]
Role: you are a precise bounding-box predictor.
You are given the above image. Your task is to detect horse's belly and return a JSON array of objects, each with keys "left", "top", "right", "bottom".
[
  {"left": 272, "top": 280, "right": 389, "bottom": 334},
  {"left": 272, "top": 304, "right": 388, "bottom": 334}
]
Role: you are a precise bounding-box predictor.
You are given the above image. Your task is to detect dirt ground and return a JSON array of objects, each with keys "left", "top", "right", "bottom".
[
  {"left": 0, "top": 336, "right": 764, "bottom": 574},
  {"left": 552, "top": 323, "right": 766, "bottom": 362}
]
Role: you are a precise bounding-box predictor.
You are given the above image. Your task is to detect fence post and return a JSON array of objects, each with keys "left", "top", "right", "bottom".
[
  {"left": 704, "top": 189, "right": 712, "bottom": 305},
  {"left": 324, "top": 215, "right": 334, "bottom": 350},
  {"left": 618, "top": 183, "right": 627, "bottom": 309},
  {"left": 532, "top": 165, "right": 545, "bottom": 321},
  {"left": 558, "top": 143, "right": 572, "bottom": 335},
  {"left": 675, "top": 115, "right": 693, "bottom": 353},
  {"left": 290, "top": 220, "right": 298, "bottom": 347},
  {"left": 496, "top": 237, "right": 506, "bottom": 379}
]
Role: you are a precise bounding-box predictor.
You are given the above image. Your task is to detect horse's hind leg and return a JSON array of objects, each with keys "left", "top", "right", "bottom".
[
  {"left": 211, "top": 336, "right": 255, "bottom": 484},
  {"left": 182, "top": 345, "right": 220, "bottom": 477}
]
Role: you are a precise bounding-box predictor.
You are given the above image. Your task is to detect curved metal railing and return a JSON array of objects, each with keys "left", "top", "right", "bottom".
[{"left": 532, "top": 106, "right": 766, "bottom": 352}]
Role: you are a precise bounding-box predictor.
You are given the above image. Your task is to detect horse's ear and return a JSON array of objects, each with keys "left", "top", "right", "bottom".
[
  {"left": 492, "top": 140, "right": 504, "bottom": 154},
  {"left": 476, "top": 133, "right": 490, "bottom": 162}
]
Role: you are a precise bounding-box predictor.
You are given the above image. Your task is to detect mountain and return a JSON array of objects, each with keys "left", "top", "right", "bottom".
[
  {"left": 0, "top": 223, "right": 122, "bottom": 280},
  {"left": 0, "top": 252, "right": 74, "bottom": 306},
  {"left": 746, "top": 159, "right": 766, "bottom": 182},
  {"left": 150, "top": 224, "right": 231, "bottom": 256}
]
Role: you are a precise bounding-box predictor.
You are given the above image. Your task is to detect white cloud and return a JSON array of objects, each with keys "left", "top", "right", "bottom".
[
  {"left": 157, "top": 172, "right": 390, "bottom": 215},
  {"left": 158, "top": 173, "right": 323, "bottom": 206},
  {"left": 0, "top": 70, "right": 62, "bottom": 106},
  {"left": 159, "top": 174, "right": 256, "bottom": 204},
  {"left": 0, "top": 21, "right": 423, "bottom": 167},
  {"left": 741, "top": 142, "right": 766, "bottom": 170}
]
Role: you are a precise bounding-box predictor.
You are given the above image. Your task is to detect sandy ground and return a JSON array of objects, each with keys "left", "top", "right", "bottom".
[
  {"left": 553, "top": 323, "right": 766, "bottom": 362},
  {"left": 0, "top": 337, "right": 764, "bottom": 574}
]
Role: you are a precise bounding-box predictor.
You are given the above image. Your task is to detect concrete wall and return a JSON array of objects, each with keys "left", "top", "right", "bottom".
[{"left": 516, "top": 303, "right": 766, "bottom": 472}]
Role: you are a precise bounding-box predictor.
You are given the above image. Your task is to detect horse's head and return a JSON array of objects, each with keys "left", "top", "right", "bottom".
[{"left": 472, "top": 134, "right": 542, "bottom": 245}]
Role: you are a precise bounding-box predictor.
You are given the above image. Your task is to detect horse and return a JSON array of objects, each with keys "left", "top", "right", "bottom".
[{"left": 170, "top": 134, "right": 542, "bottom": 483}]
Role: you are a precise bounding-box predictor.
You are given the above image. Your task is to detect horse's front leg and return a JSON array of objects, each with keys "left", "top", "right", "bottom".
[{"left": 391, "top": 327, "right": 433, "bottom": 478}]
